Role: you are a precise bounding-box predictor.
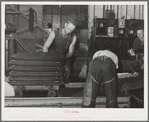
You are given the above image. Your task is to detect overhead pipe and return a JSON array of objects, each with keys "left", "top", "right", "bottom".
[{"left": 117, "top": 5, "right": 119, "bottom": 19}]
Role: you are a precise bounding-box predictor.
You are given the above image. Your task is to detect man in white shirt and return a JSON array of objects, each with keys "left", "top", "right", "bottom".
[{"left": 82, "top": 50, "right": 118, "bottom": 108}]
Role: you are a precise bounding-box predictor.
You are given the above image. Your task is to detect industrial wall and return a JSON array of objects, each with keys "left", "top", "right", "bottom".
[
  {"left": 5, "top": 4, "right": 144, "bottom": 80},
  {"left": 88, "top": 5, "right": 144, "bottom": 38},
  {"left": 19, "top": 5, "right": 43, "bottom": 26}
]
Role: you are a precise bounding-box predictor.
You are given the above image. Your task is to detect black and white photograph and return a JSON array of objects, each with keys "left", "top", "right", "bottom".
[{"left": 1, "top": 1, "right": 148, "bottom": 121}]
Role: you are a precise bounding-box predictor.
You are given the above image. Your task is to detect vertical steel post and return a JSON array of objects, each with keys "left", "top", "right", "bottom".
[
  {"left": 142, "top": 5, "right": 144, "bottom": 19},
  {"left": 117, "top": 5, "right": 119, "bottom": 19},
  {"left": 103, "top": 5, "right": 105, "bottom": 18},
  {"left": 126, "top": 5, "right": 128, "bottom": 19},
  {"left": 134, "top": 5, "right": 136, "bottom": 19}
]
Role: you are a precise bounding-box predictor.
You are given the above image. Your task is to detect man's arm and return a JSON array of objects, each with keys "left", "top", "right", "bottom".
[
  {"left": 43, "top": 31, "right": 55, "bottom": 53},
  {"left": 66, "top": 35, "right": 77, "bottom": 59}
]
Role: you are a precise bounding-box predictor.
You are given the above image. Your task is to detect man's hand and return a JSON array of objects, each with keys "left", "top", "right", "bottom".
[
  {"left": 43, "top": 46, "right": 48, "bottom": 53},
  {"left": 127, "top": 48, "right": 135, "bottom": 56},
  {"left": 128, "top": 72, "right": 139, "bottom": 77}
]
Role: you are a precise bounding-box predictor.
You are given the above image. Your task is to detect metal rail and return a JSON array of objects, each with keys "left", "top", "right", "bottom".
[
  {"left": 8, "top": 6, "right": 49, "bottom": 53},
  {"left": 9, "top": 6, "right": 49, "bottom": 35},
  {"left": 12, "top": 34, "right": 31, "bottom": 52},
  {"left": 5, "top": 97, "right": 130, "bottom": 108}
]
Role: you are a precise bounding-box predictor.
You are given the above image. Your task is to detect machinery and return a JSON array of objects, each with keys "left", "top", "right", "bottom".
[
  {"left": 5, "top": 6, "right": 65, "bottom": 97},
  {"left": 92, "top": 17, "right": 144, "bottom": 108},
  {"left": 5, "top": 6, "right": 144, "bottom": 108}
]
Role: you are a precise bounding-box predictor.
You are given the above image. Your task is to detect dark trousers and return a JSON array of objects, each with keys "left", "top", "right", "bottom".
[
  {"left": 64, "top": 59, "right": 71, "bottom": 83},
  {"left": 82, "top": 57, "right": 118, "bottom": 108},
  {"left": 50, "top": 49, "right": 71, "bottom": 83}
]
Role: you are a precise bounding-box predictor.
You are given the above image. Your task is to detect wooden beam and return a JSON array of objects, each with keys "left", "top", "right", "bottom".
[
  {"left": 9, "top": 65, "right": 64, "bottom": 72},
  {"left": 65, "top": 82, "right": 85, "bottom": 88},
  {"left": 13, "top": 85, "right": 60, "bottom": 91},
  {"left": 9, "top": 60, "right": 63, "bottom": 67},
  {"left": 9, "top": 76, "right": 63, "bottom": 81},
  {"left": 10, "top": 71, "right": 63, "bottom": 77},
  {"left": 9, "top": 81, "right": 64, "bottom": 86},
  {"left": 5, "top": 97, "right": 130, "bottom": 108}
]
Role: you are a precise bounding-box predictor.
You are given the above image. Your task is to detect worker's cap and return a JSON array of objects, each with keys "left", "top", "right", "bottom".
[{"left": 67, "top": 18, "right": 78, "bottom": 27}]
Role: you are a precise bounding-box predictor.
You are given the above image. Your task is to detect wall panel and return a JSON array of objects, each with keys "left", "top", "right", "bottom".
[
  {"left": 20, "top": 5, "right": 43, "bottom": 26},
  {"left": 134, "top": 5, "right": 139, "bottom": 19},
  {"left": 127, "top": 5, "right": 134, "bottom": 19},
  {"left": 140, "top": 5, "right": 144, "bottom": 19},
  {"left": 88, "top": 5, "right": 94, "bottom": 39},
  {"left": 95, "top": 5, "right": 103, "bottom": 18},
  {"left": 43, "top": 15, "right": 52, "bottom": 28},
  {"left": 94, "top": 5, "right": 144, "bottom": 20}
]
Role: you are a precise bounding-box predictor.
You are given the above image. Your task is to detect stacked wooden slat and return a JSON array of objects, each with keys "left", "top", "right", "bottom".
[{"left": 9, "top": 52, "right": 65, "bottom": 86}]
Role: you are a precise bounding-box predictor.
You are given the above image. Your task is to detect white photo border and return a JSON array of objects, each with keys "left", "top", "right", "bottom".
[{"left": 1, "top": 1, "right": 148, "bottom": 121}]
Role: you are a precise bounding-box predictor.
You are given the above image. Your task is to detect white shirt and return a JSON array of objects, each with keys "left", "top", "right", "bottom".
[
  {"left": 45, "top": 28, "right": 52, "bottom": 34},
  {"left": 93, "top": 50, "right": 119, "bottom": 69}
]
